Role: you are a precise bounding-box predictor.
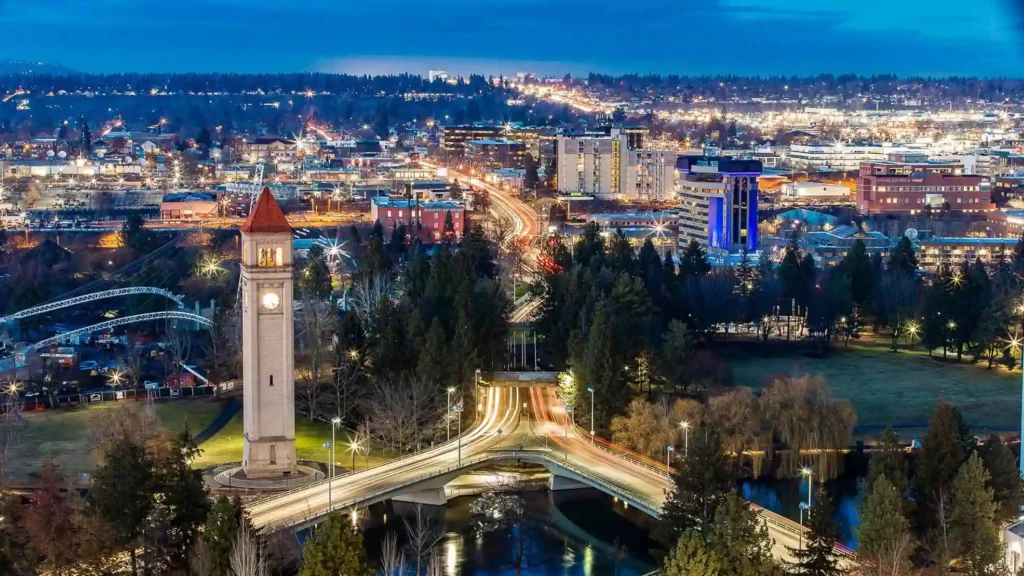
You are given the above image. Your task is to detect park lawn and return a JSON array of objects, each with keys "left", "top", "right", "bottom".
[
  {"left": 193, "top": 411, "right": 389, "bottom": 471},
  {"left": 726, "top": 347, "right": 1020, "bottom": 430},
  {"left": 9, "top": 399, "right": 225, "bottom": 483}
]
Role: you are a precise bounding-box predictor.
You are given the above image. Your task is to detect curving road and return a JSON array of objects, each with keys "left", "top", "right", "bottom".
[
  {"left": 246, "top": 386, "right": 521, "bottom": 532},
  {"left": 524, "top": 386, "right": 857, "bottom": 565}
]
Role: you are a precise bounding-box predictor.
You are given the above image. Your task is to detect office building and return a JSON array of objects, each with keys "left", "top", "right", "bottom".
[
  {"left": 465, "top": 139, "right": 526, "bottom": 169},
  {"left": 441, "top": 124, "right": 555, "bottom": 161},
  {"left": 370, "top": 196, "right": 466, "bottom": 242},
  {"left": 857, "top": 160, "right": 992, "bottom": 215},
  {"left": 676, "top": 156, "right": 761, "bottom": 254},
  {"left": 788, "top": 143, "right": 901, "bottom": 171},
  {"left": 428, "top": 69, "right": 449, "bottom": 83},
  {"left": 780, "top": 181, "right": 852, "bottom": 202},
  {"left": 917, "top": 237, "right": 1018, "bottom": 271},
  {"left": 555, "top": 128, "right": 676, "bottom": 201}
]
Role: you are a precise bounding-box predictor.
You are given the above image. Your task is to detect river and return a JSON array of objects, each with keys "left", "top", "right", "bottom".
[{"left": 358, "top": 489, "right": 660, "bottom": 576}]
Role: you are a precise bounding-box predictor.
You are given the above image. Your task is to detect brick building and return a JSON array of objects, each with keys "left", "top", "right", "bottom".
[{"left": 856, "top": 160, "right": 992, "bottom": 215}]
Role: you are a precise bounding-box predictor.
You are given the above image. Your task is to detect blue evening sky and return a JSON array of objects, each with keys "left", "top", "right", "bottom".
[{"left": 0, "top": 0, "right": 1022, "bottom": 77}]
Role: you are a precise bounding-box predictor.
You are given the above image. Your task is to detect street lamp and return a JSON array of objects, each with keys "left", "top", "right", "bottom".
[
  {"left": 348, "top": 438, "right": 361, "bottom": 471},
  {"left": 323, "top": 440, "right": 334, "bottom": 510},
  {"left": 587, "top": 386, "right": 595, "bottom": 442},
  {"left": 446, "top": 387, "right": 456, "bottom": 441},
  {"left": 801, "top": 467, "right": 813, "bottom": 512},
  {"left": 666, "top": 444, "right": 675, "bottom": 472},
  {"left": 906, "top": 320, "right": 919, "bottom": 349},
  {"left": 330, "top": 417, "right": 341, "bottom": 479},
  {"left": 564, "top": 405, "right": 574, "bottom": 463},
  {"left": 454, "top": 400, "right": 464, "bottom": 466},
  {"left": 680, "top": 421, "right": 690, "bottom": 459}
]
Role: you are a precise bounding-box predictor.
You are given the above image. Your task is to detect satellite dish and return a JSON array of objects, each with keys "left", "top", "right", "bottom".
[
  {"left": 57, "top": 151, "right": 66, "bottom": 159},
  {"left": 124, "top": 157, "right": 133, "bottom": 164},
  {"left": 46, "top": 150, "right": 55, "bottom": 158},
  {"left": 905, "top": 228, "right": 919, "bottom": 240}
]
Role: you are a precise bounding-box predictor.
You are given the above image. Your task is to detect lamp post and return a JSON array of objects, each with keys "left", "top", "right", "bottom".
[
  {"left": 801, "top": 467, "right": 813, "bottom": 511},
  {"left": 565, "top": 405, "right": 574, "bottom": 463},
  {"left": 446, "top": 387, "right": 455, "bottom": 441},
  {"left": 906, "top": 320, "right": 919, "bottom": 350},
  {"left": 666, "top": 444, "right": 675, "bottom": 472},
  {"left": 330, "top": 417, "right": 341, "bottom": 480},
  {"left": 323, "top": 441, "right": 333, "bottom": 511},
  {"left": 587, "top": 386, "right": 595, "bottom": 442},
  {"left": 348, "top": 438, "right": 360, "bottom": 471},
  {"left": 474, "top": 368, "right": 481, "bottom": 419},
  {"left": 455, "top": 401, "right": 464, "bottom": 466},
  {"left": 680, "top": 421, "right": 690, "bottom": 459},
  {"left": 799, "top": 502, "right": 809, "bottom": 551}
]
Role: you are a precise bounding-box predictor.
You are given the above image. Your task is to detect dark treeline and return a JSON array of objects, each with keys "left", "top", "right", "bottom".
[
  {"left": 0, "top": 72, "right": 499, "bottom": 97},
  {"left": 578, "top": 72, "right": 1024, "bottom": 103}
]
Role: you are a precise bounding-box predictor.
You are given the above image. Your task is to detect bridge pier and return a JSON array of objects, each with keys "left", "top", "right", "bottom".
[
  {"left": 392, "top": 488, "right": 448, "bottom": 507},
  {"left": 548, "top": 474, "right": 590, "bottom": 492}
]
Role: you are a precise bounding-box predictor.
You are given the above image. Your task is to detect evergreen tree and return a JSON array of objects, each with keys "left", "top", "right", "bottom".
[
  {"left": 79, "top": 115, "right": 92, "bottom": 153},
  {"left": 609, "top": 228, "right": 635, "bottom": 274},
  {"left": 576, "top": 305, "right": 624, "bottom": 432},
  {"left": 950, "top": 453, "right": 1005, "bottom": 576},
  {"left": 857, "top": 475, "right": 914, "bottom": 576},
  {"left": 299, "top": 513, "right": 372, "bottom": 576},
  {"left": 449, "top": 179, "right": 463, "bottom": 200},
  {"left": 463, "top": 224, "right": 495, "bottom": 279},
  {"left": 707, "top": 494, "right": 778, "bottom": 576},
  {"left": 787, "top": 488, "right": 841, "bottom": 576},
  {"left": 300, "top": 247, "right": 333, "bottom": 299},
  {"left": 659, "top": 424, "right": 734, "bottom": 548},
  {"left": 836, "top": 239, "right": 875, "bottom": 310},
  {"left": 202, "top": 496, "right": 248, "bottom": 576},
  {"left": 679, "top": 240, "right": 712, "bottom": 278},
  {"left": 660, "top": 320, "right": 693, "bottom": 396},
  {"left": 121, "top": 212, "right": 157, "bottom": 255},
  {"left": 356, "top": 229, "right": 392, "bottom": 281},
  {"left": 888, "top": 236, "right": 919, "bottom": 276},
  {"left": 154, "top": 427, "right": 210, "bottom": 572},
  {"left": 977, "top": 433, "right": 1024, "bottom": 524},
  {"left": 442, "top": 211, "right": 456, "bottom": 244},
  {"left": 405, "top": 244, "right": 431, "bottom": 302},
  {"left": 866, "top": 426, "right": 909, "bottom": 500},
  {"left": 523, "top": 153, "right": 540, "bottom": 190},
  {"left": 663, "top": 530, "right": 721, "bottom": 576},
  {"left": 373, "top": 102, "right": 389, "bottom": 138},
  {"left": 417, "top": 319, "right": 448, "bottom": 389},
  {"left": 779, "top": 243, "right": 804, "bottom": 309},
  {"left": 90, "top": 433, "right": 156, "bottom": 575},
  {"left": 914, "top": 399, "right": 970, "bottom": 535}
]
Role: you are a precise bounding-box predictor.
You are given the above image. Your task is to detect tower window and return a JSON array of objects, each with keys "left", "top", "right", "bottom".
[{"left": 269, "top": 375, "right": 274, "bottom": 387}]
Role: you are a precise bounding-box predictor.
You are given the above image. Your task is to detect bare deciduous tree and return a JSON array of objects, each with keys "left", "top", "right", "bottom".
[
  {"left": 0, "top": 383, "right": 24, "bottom": 479},
  {"left": 121, "top": 344, "right": 145, "bottom": 390},
  {"left": 330, "top": 347, "right": 364, "bottom": 425},
  {"left": 363, "top": 376, "right": 442, "bottom": 454},
  {"left": 229, "top": 520, "right": 268, "bottom": 576},
  {"left": 378, "top": 531, "right": 405, "bottom": 576},
  {"left": 295, "top": 297, "right": 338, "bottom": 420},
  {"left": 350, "top": 272, "right": 394, "bottom": 334},
  {"left": 403, "top": 504, "right": 444, "bottom": 576},
  {"left": 166, "top": 327, "right": 193, "bottom": 374}
]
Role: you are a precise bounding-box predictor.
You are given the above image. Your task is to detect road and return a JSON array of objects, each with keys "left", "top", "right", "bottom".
[
  {"left": 524, "top": 386, "right": 857, "bottom": 565},
  {"left": 246, "top": 386, "right": 522, "bottom": 532}
]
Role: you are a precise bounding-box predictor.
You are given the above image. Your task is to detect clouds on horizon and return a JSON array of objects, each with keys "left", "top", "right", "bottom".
[{"left": 0, "top": 0, "right": 1021, "bottom": 77}]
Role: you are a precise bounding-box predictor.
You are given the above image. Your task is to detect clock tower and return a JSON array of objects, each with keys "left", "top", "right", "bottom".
[{"left": 239, "top": 187, "right": 296, "bottom": 478}]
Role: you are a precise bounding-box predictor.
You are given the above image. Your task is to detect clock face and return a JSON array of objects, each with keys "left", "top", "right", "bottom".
[{"left": 261, "top": 292, "right": 281, "bottom": 311}]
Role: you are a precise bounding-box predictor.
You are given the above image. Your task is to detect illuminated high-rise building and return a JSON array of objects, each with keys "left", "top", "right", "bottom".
[{"left": 676, "top": 156, "right": 761, "bottom": 254}]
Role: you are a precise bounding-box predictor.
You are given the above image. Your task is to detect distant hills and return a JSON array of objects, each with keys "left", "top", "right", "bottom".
[{"left": 0, "top": 60, "right": 75, "bottom": 75}]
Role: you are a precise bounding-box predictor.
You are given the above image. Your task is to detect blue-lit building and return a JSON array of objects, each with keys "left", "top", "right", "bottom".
[{"left": 676, "top": 156, "right": 762, "bottom": 254}]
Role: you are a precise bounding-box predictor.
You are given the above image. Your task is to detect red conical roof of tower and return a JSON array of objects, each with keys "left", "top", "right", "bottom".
[{"left": 240, "top": 187, "right": 292, "bottom": 234}]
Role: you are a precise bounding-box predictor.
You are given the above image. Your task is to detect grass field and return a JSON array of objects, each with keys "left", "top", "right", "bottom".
[
  {"left": 8, "top": 399, "right": 225, "bottom": 483},
  {"left": 192, "top": 411, "right": 389, "bottom": 471},
  {"left": 726, "top": 347, "right": 1021, "bottom": 430}
]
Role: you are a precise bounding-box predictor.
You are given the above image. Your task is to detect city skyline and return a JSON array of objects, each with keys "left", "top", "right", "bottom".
[{"left": 0, "top": 0, "right": 1022, "bottom": 77}]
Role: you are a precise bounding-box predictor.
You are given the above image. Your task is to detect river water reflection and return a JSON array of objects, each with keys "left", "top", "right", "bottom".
[{"left": 359, "top": 489, "right": 658, "bottom": 576}]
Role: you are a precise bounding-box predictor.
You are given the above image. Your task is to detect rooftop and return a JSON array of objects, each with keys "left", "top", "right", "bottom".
[
  {"left": 240, "top": 187, "right": 292, "bottom": 234},
  {"left": 372, "top": 196, "right": 463, "bottom": 209},
  {"left": 163, "top": 192, "right": 217, "bottom": 203}
]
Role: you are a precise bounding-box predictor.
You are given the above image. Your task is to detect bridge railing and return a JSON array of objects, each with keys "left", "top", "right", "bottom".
[{"left": 259, "top": 449, "right": 661, "bottom": 531}]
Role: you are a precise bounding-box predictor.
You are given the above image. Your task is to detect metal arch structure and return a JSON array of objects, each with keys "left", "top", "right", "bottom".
[
  {"left": 2, "top": 287, "right": 185, "bottom": 323},
  {"left": 28, "top": 311, "right": 212, "bottom": 351}
]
